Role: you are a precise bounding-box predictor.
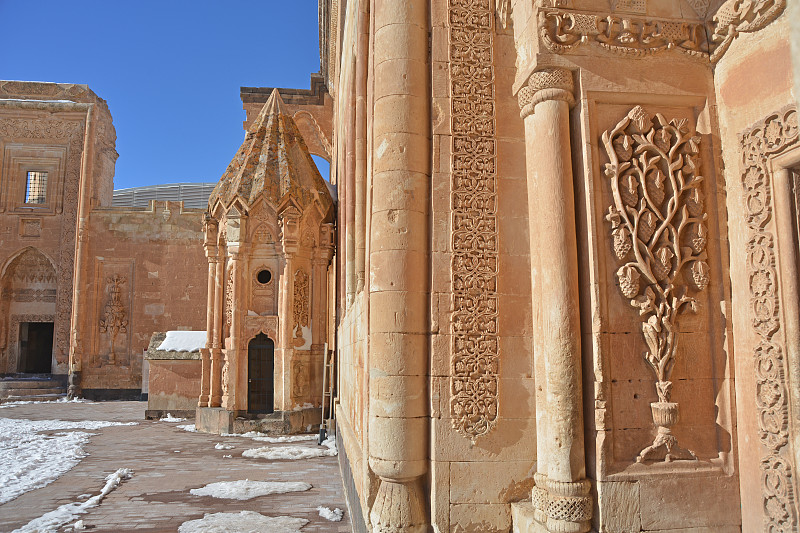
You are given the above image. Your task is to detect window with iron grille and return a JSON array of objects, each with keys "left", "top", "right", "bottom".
[{"left": 25, "top": 171, "right": 48, "bottom": 204}]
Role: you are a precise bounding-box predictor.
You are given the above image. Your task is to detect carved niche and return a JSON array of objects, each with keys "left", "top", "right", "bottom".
[
  {"left": 0, "top": 117, "right": 85, "bottom": 363},
  {"left": 739, "top": 105, "right": 798, "bottom": 532},
  {"left": 98, "top": 274, "right": 128, "bottom": 364},
  {"left": 448, "top": 0, "right": 500, "bottom": 440},
  {"left": 292, "top": 269, "right": 310, "bottom": 348},
  {"left": 602, "top": 106, "right": 709, "bottom": 462}
]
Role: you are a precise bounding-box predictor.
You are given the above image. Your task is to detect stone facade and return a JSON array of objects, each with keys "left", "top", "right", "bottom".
[
  {"left": 322, "top": 0, "right": 800, "bottom": 531},
  {"left": 0, "top": 82, "right": 207, "bottom": 399},
  {"left": 195, "top": 90, "right": 335, "bottom": 435}
]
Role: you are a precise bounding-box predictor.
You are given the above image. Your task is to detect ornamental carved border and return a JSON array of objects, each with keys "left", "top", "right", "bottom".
[
  {"left": 0, "top": 118, "right": 84, "bottom": 365},
  {"left": 293, "top": 268, "right": 310, "bottom": 348},
  {"left": 537, "top": 0, "right": 786, "bottom": 63},
  {"left": 739, "top": 105, "right": 798, "bottom": 531},
  {"left": 448, "top": 0, "right": 500, "bottom": 440}
]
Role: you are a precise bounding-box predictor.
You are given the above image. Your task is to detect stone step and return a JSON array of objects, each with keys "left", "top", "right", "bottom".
[
  {"left": 0, "top": 379, "right": 63, "bottom": 391},
  {"left": 1, "top": 387, "right": 66, "bottom": 399},
  {"left": 1, "top": 392, "right": 67, "bottom": 403}
]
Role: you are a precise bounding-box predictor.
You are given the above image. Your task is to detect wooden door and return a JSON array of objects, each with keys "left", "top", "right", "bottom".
[{"left": 247, "top": 333, "right": 274, "bottom": 414}]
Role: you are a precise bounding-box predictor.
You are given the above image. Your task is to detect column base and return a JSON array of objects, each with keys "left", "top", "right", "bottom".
[
  {"left": 369, "top": 477, "right": 427, "bottom": 533},
  {"left": 530, "top": 473, "right": 592, "bottom": 533}
]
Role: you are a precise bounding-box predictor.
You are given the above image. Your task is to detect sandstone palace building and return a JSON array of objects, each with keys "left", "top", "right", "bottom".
[{"left": 2, "top": 0, "right": 800, "bottom": 531}]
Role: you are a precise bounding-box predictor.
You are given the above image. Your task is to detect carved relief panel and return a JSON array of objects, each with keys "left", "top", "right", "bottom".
[
  {"left": 588, "top": 100, "right": 733, "bottom": 475},
  {"left": 93, "top": 259, "right": 134, "bottom": 367}
]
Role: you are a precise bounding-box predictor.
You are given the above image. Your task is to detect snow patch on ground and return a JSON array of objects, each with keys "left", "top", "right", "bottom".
[
  {"left": 178, "top": 511, "right": 307, "bottom": 533},
  {"left": 0, "top": 418, "right": 136, "bottom": 504},
  {"left": 160, "top": 413, "right": 186, "bottom": 422},
  {"left": 0, "top": 397, "right": 95, "bottom": 409},
  {"left": 11, "top": 468, "right": 133, "bottom": 533},
  {"left": 157, "top": 330, "right": 207, "bottom": 352},
  {"left": 189, "top": 479, "right": 311, "bottom": 500},
  {"left": 214, "top": 443, "right": 235, "bottom": 450},
  {"left": 317, "top": 506, "right": 344, "bottom": 522},
  {"left": 221, "top": 431, "right": 317, "bottom": 443},
  {"left": 177, "top": 424, "right": 196, "bottom": 432},
  {"left": 242, "top": 435, "right": 337, "bottom": 461}
]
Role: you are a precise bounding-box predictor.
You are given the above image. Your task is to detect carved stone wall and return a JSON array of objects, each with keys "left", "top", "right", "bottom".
[
  {"left": 448, "top": 0, "right": 500, "bottom": 441},
  {"left": 0, "top": 117, "right": 85, "bottom": 367},
  {"left": 739, "top": 105, "right": 799, "bottom": 532}
]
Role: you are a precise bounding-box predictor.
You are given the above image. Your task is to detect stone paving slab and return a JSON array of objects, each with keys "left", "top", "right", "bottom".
[{"left": 0, "top": 401, "right": 350, "bottom": 532}]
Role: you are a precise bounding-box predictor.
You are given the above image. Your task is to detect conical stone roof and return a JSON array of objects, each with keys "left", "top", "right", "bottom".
[{"left": 209, "top": 89, "right": 333, "bottom": 217}]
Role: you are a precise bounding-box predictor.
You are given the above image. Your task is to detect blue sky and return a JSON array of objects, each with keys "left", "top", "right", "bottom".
[{"left": 0, "top": 1, "right": 328, "bottom": 190}]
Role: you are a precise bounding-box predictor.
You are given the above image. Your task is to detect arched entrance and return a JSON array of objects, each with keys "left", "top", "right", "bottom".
[
  {"left": 0, "top": 247, "right": 57, "bottom": 374},
  {"left": 247, "top": 333, "right": 274, "bottom": 414}
]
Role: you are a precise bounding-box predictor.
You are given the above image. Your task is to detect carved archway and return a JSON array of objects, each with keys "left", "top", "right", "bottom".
[{"left": 0, "top": 247, "right": 58, "bottom": 373}]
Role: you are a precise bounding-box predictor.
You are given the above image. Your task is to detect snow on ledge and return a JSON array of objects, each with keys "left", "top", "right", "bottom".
[{"left": 157, "top": 331, "right": 207, "bottom": 352}]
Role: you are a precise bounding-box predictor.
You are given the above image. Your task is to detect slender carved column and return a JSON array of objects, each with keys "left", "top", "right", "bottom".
[
  {"left": 199, "top": 247, "right": 217, "bottom": 407},
  {"left": 279, "top": 207, "right": 300, "bottom": 411},
  {"left": 209, "top": 253, "right": 224, "bottom": 407},
  {"left": 368, "top": 0, "right": 430, "bottom": 531},
  {"left": 518, "top": 68, "right": 592, "bottom": 533},
  {"left": 354, "top": 0, "right": 369, "bottom": 293},
  {"left": 222, "top": 248, "right": 241, "bottom": 411}
]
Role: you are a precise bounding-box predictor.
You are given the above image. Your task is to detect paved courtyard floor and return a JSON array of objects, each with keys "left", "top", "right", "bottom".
[{"left": 0, "top": 401, "right": 350, "bottom": 532}]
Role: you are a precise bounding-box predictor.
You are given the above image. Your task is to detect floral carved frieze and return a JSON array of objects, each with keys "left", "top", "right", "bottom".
[
  {"left": 602, "top": 106, "right": 709, "bottom": 462},
  {"left": 98, "top": 274, "right": 128, "bottom": 364},
  {"left": 538, "top": 0, "right": 786, "bottom": 62},
  {"left": 739, "top": 105, "right": 798, "bottom": 532},
  {"left": 448, "top": 0, "right": 500, "bottom": 440},
  {"left": 539, "top": 9, "right": 711, "bottom": 58}
]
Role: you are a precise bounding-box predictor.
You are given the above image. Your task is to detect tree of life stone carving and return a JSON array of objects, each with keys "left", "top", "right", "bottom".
[
  {"left": 293, "top": 269, "right": 309, "bottom": 348},
  {"left": 99, "top": 274, "right": 128, "bottom": 364},
  {"left": 602, "top": 106, "right": 710, "bottom": 463}
]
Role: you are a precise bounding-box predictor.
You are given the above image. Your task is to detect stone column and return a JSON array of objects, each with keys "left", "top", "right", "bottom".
[
  {"left": 279, "top": 208, "right": 300, "bottom": 411},
  {"left": 222, "top": 247, "right": 242, "bottom": 411},
  {"left": 518, "top": 68, "right": 592, "bottom": 533},
  {"left": 209, "top": 253, "right": 224, "bottom": 408},
  {"left": 368, "top": 1, "right": 430, "bottom": 531},
  {"left": 354, "top": 0, "right": 369, "bottom": 293},
  {"left": 199, "top": 240, "right": 217, "bottom": 407}
]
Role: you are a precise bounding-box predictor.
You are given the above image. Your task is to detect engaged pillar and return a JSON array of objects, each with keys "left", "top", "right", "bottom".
[
  {"left": 367, "top": 0, "right": 430, "bottom": 531},
  {"left": 518, "top": 67, "right": 592, "bottom": 533},
  {"left": 209, "top": 255, "right": 224, "bottom": 407}
]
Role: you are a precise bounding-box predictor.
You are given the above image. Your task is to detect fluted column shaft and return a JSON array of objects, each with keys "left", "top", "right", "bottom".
[
  {"left": 367, "top": 0, "right": 430, "bottom": 531},
  {"left": 518, "top": 68, "right": 592, "bottom": 533}
]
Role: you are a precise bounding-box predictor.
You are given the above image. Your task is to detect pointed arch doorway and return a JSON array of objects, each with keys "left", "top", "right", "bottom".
[{"left": 247, "top": 333, "right": 275, "bottom": 414}]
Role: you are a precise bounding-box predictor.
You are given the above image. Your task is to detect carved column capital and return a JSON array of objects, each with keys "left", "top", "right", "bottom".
[{"left": 517, "top": 67, "right": 575, "bottom": 119}]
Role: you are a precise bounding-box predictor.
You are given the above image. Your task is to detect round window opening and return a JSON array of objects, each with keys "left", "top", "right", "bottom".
[{"left": 256, "top": 269, "right": 272, "bottom": 284}]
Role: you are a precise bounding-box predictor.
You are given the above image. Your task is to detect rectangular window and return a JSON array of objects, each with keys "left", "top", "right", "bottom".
[{"left": 25, "top": 171, "right": 48, "bottom": 204}]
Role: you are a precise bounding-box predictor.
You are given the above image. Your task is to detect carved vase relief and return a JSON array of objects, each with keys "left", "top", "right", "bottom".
[
  {"left": 293, "top": 269, "right": 309, "bottom": 348},
  {"left": 448, "top": 0, "right": 500, "bottom": 441},
  {"left": 98, "top": 274, "right": 128, "bottom": 364},
  {"left": 602, "top": 106, "right": 709, "bottom": 462},
  {"left": 740, "top": 106, "right": 798, "bottom": 532}
]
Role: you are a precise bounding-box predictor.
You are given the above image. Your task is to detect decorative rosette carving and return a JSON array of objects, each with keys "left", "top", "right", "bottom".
[{"left": 739, "top": 105, "right": 798, "bottom": 532}]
